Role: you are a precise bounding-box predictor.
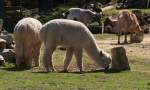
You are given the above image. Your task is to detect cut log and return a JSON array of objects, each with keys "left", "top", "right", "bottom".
[
  {"left": 130, "top": 32, "right": 144, "bottom": 43},
  {"left": 110, "top": 47, "right": 130, "bottom": 71}
]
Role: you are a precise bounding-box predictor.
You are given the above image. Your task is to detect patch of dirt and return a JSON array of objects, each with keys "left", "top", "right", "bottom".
[{"left": 97, "top": 34, "right": 150, "bottom": 53}]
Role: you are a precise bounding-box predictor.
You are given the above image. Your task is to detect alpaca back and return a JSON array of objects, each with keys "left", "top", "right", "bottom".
[
  {"left": 117, "top": 10, "right": 141, "bottom": 33},
  {"left": 39, "top": 19, "right": 96, "bottom": 47},
  {"left": 14, "top": 18, "right": 42, "bottom": 48}
]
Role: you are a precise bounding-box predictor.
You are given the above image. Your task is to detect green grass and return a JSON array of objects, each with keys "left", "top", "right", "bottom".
[
  {"left": 0, "top": 70, "right": 150, "bottom": 90},
  {"left": 0, "top": 34, "right": 150, "bottom": 90}
]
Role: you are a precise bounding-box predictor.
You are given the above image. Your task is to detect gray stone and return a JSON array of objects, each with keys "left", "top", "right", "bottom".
[
  {"left": 0, "top": 55, "right": 5, "bottom": 65},
  {"left": 0, "top": 49, "right": 15, "bottom": 63},
  {"left": 0, "top": 38, "right": 6, "bottom": 51}
]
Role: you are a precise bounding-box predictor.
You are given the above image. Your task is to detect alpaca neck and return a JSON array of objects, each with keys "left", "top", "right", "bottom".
[{"left": 84, "top": 41, "right": 100, "bottom": 63}]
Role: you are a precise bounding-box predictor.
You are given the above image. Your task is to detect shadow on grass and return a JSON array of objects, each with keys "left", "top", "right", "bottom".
[
  {"left": 0, "top": 66, "right": 130, "bottom": 74},
  {"left": 57, "top": 69, "right": 130, "bottom": 74},
  {"left": 31, "top": 68, "right": 131, "bottom": 74},
  {"left": 0, "top": 66, "right": 32, "bottom": 71}
]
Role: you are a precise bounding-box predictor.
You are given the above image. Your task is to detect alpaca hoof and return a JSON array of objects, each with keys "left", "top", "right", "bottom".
[
  {"left": 79, "top": 70, "right": 84, "bottom": 74},
  {"left": 104, "top": 66, "right": 109, "bottom": 71},
  {"left": 34, "top": 63, "right": 40, "bottom": 67},
  {"left": 51, "top": 68, "right": 56, "bottom": 72}
]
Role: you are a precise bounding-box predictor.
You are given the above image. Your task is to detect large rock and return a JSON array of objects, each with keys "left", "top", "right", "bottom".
[
  {"left": 0, "top": 31, "right": 14, "bottom": 49},
  {"left": 0, "top": 38, "right": 6, "bottom": 51},
  {"left": 0, "top": 55, "right": 5, "bottom": 66},
  {"left": 110, "top": 47, "right": 130, "bottom": 71},
  {"left": 0, "top": 49, "right": 15, "bottom": 63},
  {"left": 104, "top": 16, "right": 118, "bottom": 33}
]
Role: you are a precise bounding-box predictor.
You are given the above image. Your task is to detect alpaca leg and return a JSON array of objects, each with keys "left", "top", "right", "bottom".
[
  {"left": 74, "top": 48, "right": 83, "bottom": 72},
  {"left": 43, "top": 46, "right": 56, "bottom": 72},
  {"left": 33, "top": 44, "right": 41, "bottom": 67},
  {"left": 63, "top": 47, "right": 74, "bottom": 72},
  {"left": 24, "top": 47, "right": 33, "bottom": 68},
  {"left": 130, "top": 33, "right": 133, "bottom": 43},
  {"left": 124, "top": 34, "right": 128, "bottom": 43},
  {"left": 118, "top": 32, "right": 121, "bottom": 44},
  {"left": 15, "top": 45, "right": 23, "bottom": 68}
]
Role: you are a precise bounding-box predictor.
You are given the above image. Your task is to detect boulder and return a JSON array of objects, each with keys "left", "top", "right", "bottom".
[
  {"left": 0, "top": 49, "right": 15, "bottom": 63},
  {"left": 0, "top": 55, "right": 5, "bottom": 66},
  {"left": 0, "top": 32, "right": 14, "bottom": 49},
  {"left": 0, "top": 38, "right": 6, "bottom": 51},
  {"left": 110, "top": 47, "right": 130, "bottom": 71},
  {"left": 104, "top": 17, "right": 118, "bottom": 33}
]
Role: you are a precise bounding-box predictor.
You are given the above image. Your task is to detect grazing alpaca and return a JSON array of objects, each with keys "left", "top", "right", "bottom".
[
  {"left": 64, "top": 8, "right": 102, "bottom": 25},
  {"left": 117, "top": 10, "right": 142, "bottom": 44},
  {"left": 14, "top": 17, "right": 42, "bottom": 68},
  {"left": 39, "top": 19, "right": 111, "bottom": 72}
]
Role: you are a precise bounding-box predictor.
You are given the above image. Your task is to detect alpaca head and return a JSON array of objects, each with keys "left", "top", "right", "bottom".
[{"left": 99, "top": 51, "right": 112, "bottom": 70}]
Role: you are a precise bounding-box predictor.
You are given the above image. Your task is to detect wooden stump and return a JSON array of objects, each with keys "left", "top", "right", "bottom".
[
  {"left": 130, "top": 32, "right": 144, "bottom": 43},
  {"left": 110, "top": 47, "right": 130, "bottom": 71}
]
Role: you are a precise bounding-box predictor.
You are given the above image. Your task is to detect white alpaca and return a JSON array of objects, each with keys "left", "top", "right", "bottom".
[
  {"left": 14, "top": 17, "right": 42, "bottom": 68},
  {"left": 39, "top": 19, "right": 111, "bottom": 72},
  {"left": 65, "top": 8, "right": 102, "bottom": 25}
]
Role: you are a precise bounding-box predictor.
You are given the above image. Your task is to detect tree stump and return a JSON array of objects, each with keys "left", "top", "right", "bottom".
[
  {"left": 130, "top": 32, "right": 144, "bottom": 43},
  {"left": 110, "top": 47, "right": 130, "bottom": 71}
]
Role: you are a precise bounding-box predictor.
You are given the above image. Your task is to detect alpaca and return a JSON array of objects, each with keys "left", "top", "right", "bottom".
[
  {"left": 64, "top": 8, "right": 102, "bottom": 25},
  {"left": 117, "top": 10, "right": 142, "bottom": 44},
  {"left": 39, "top": 19, "right": 111, "bottom": 72},
  {"left": 14, "top": 17, "right": 42, "bottom": 68}
]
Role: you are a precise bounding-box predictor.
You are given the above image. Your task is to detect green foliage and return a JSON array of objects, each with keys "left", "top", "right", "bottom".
[{"left": 39, "top": 4, "right": 75, "bottom": 23}]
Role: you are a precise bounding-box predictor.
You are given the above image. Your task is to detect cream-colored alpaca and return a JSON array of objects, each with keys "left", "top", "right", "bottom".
[
  {"left": 39, "top": 19, "right": 111, "bottom": 72},
  {"left": 117, "top": 10, "right": 142, "bottom": 44},
  {"left": 14, "top": 17, "right": 42, "bottom": 68}
]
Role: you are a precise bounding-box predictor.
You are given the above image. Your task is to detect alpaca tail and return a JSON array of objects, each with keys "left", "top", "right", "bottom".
[{"left": 14, "top": 24, "right": 27, "bottom": 61}]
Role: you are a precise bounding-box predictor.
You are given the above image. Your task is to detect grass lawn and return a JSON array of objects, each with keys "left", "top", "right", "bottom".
[{"left": 0, "top": 34, "right": 150, "bottom": 90}]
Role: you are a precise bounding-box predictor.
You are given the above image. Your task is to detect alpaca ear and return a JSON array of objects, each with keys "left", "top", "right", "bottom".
[{"left": 100, "top": 51, "right": 103, "bottom": 56}]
